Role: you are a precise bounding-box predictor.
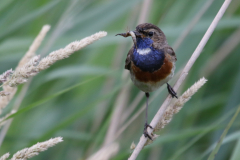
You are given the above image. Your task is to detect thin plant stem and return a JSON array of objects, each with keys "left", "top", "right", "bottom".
[
  {"left": 128, "top": 0, "right": 232, "bottom": 159},
  {"left": 91, "top": 5, "right": 139, "bottom": 133},
  {"left": 201, "top": 26, "right": 240, "bottom": 77},
  {"left": 114, "top": 70, "right": 181, "bottom": 140},
  {"left": 0, "top": 79, "right": 31, "bottom": 148},
  {"left": 0, "top": 25, "right": 50, "bottom": 113},
  {"left": 172, "top": 0, "right": 214, "bottom": 50},
  {"left": 103, "top": 83, "right": 131, "bottom": 145},
  {"left": 103, "top": 0, "right": 153, "bottom": 146},
  {"left": 208, "top": 105, "right": 240, "bottom": 160},
  {"left": 114, "top": 85, "right": 166, "bottom": 140},
  {"left": 0, "top": 25, "right": 50, "bottom": 148},
  {"left": 40, "top": 0, "right": 78, "bottom": 56},
  {"left": 120, "top": 92, "right": 144, "bottom": 124},
  {"left": 137, "top": 0, "right": 153, "bottom": 24}
]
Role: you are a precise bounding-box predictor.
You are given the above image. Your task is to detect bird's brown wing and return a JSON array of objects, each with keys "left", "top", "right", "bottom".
[
  {"left": 153, "top": 40, "right": 177, "bottom": 61},
  {"left": 164, "top": 46, "right": 177, "bottom": 61},
  {"left": 125, "top": 46, "right": 134, "bottom": 70}
]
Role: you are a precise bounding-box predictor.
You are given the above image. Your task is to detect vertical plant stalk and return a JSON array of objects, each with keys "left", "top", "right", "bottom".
[
  {"left": 128, "top": 0, "right": 232, "bottom": 159},
  {"left": 40, "top": 0, "right": 79, "bottom": 56},
  {"left": 103, "top": 0, "right": 153, "bottom": 146},
  {"left": 201, "top": 0, "right": 240, "bottom": 77},
  {"left": 138, "top": 0, "right": 153, "bottom": 24},
  {"left": 202, "top": 26, "right": 240, "bottom": 77},
  {"left": 103, "top": 83, "right": 131, "bottom": 145},
  {"left": 121, "top": 92, "right": 144, "bottom": 124},
  {"left": 0, "top": 80, "right": 31, "bottom": 148},
  {"left": 86, "top": 143, "right": 119, "bottom": 160},
  {"left": 172, "top": 0, "right": 214, "bottom": 50},
  {"left": 208, "top": 105, "right": 240, "bottom": 160},
  {"left": 0, "top": 25, "right": 51, "bottom": 148},
  {"left": 0, "top": 25, "right": 50, "bottom": 114},
  {"left": 91, "top": 6, "right": 139, "bottom": 133},
  {"left": 18, "top": 25, "right": 51, "bottom": 66}
]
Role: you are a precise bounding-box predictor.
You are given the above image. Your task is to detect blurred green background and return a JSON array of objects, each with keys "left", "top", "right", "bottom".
[{"left": 0, "top": 0, "right": 240, "bottom": 159}]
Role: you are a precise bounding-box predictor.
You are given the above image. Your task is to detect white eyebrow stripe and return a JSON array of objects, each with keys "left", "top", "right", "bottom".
[{"left": 137, "top": 48, "right": 151, "bottom": 55}]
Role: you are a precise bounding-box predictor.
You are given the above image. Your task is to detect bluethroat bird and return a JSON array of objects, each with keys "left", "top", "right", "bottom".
[{"left": 116, "top": 23, "right": 177, "bottom": 140}]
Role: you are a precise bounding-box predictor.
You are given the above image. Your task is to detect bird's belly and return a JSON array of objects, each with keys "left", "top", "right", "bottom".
[{"left": 130, "top": 58, "right": 175, "bottom": 92}]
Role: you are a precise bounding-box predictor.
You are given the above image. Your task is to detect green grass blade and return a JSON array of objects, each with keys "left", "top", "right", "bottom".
[
  {"left": 0, "top": 0, "right": 59, "bottom": 39},
  {"left": 200, "top": 131, "right": 240, "bottom": 159},
  {"left": 208, "top": 105, "right": 240, "bottom": 160},
  {"left": 230, "top": 138, "right": 240, "bottom": 160},
  {"left": 56, "top": 130, "right": 92, "bottom": 141},
  {"left": 169, "top": 107, "right": 236, "bottom": 160},
  {"left": 152, "top": 124, "right": 240, "bottom": 147},
  {"left": 36, "top": 83, "right": 122, "bottom": 142},
  {"left": 5, "top": 75, "right": 106, "bottom": 120},
  {"left": 45, "top": 65, "right": 112, "bottom": 81},
  {"left": 0, "top": 0, "right": 14, "bottom": 12}
]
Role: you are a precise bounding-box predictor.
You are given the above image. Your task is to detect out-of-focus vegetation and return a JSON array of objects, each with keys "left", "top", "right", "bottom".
[{"left": 0, "top": 0, "right": 240, "bottom": 159}]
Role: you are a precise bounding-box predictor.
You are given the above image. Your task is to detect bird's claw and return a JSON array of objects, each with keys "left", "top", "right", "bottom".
[
  {"left": 143, "top": 123, "right": 153, "bottom": 140},
  {"left": 167, "top": 83, "right": 178, "bottom": 99}
]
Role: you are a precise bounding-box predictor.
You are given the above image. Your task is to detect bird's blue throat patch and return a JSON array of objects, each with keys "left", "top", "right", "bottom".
[{"left": 132, "top": 37, "right": 165, "bottom": 72}]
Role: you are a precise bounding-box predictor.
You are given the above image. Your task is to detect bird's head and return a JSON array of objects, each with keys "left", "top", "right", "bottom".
[{"left": 116, "top": 23, "right": 168, "bottom": 49}]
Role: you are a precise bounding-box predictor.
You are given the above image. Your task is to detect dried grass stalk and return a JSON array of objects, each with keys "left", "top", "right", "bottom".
[
  {"left": 0, "top": 153, "right": 10, "bottom": 160},
  {"left": 0, "top": 25, "right": 50, "bottom": 113},
  {"left": 10, "top": 137, "right": 63, "bottom": 160},
  {"left": 0, "top": 70, "right": 13, "bottom": 84},
  {"left": 142, "top": 78, "right": 207, "bottom": 146},
  {"left": 0, "top": 30, "right": 106, "bottom": 114},
  {"left": 103, "top": 0, "right": 151, "bottom": 147},
  {"left": 7, "top": 56, "right": 41, "bottom": 87},
  {"left": 154, "top": 77, "right": 207, "bottom": 131},
  {"left": 0, "top": 110, "right": 16, "bottom": 128},
  {"left": 5, "top": 31, "right": 107, "bottom": 87},
  {"left": 37, "top": 31, "right": 107, "bottom": 71},
  {"left": 0, "top": 92, "right": 10, "bottom": 97},
  {"left": 129, "top": 78, "right": 207, "bottom": 150},
  {"left": 17, "top": 25, "right": 51, "bottom": 68},
  {"left": 87, "top": 143, "right": 119, "bottom": 160},
  {"left": 0, "top": 85, "right": 17, "bottom": 114}
]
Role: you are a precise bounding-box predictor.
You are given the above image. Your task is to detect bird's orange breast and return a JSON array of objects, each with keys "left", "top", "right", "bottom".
[{"left": 131, "top": 58, "right": 173, "bottom": 83}]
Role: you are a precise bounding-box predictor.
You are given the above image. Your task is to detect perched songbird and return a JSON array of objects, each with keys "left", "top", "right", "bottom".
[{"left": 116, "top": 23, "right": 177, "bottom": 140}]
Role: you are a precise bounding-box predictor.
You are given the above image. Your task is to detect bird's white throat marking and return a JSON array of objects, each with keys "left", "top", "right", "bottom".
[{"left": 137, "top": 48, "right": 151, "bottom": 55}]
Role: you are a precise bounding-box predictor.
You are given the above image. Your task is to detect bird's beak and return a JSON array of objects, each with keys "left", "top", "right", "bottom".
[{"left": 116, "top": 31, "right": 140, "bottom": 48}]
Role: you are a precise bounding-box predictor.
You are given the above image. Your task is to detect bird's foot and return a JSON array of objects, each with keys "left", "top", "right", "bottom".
[
  {"left": 167, "top": 83, "right": 178, "bottom": 99},
  {"left": 143, "top": 123, "right": 153, "bottom": 140}
]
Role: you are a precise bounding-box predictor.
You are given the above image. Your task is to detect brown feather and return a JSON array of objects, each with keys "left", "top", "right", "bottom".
[
  {"left": 125, "top": 46, "right": 134, "bottom": 70},
  {"left": 131, "top": 57, "right": 173, "bottom": 83}
]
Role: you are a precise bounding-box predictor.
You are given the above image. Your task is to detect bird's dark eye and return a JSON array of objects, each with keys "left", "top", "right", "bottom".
[{"left": 148, "top": 31, "right": 154, "bottom": 37}]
